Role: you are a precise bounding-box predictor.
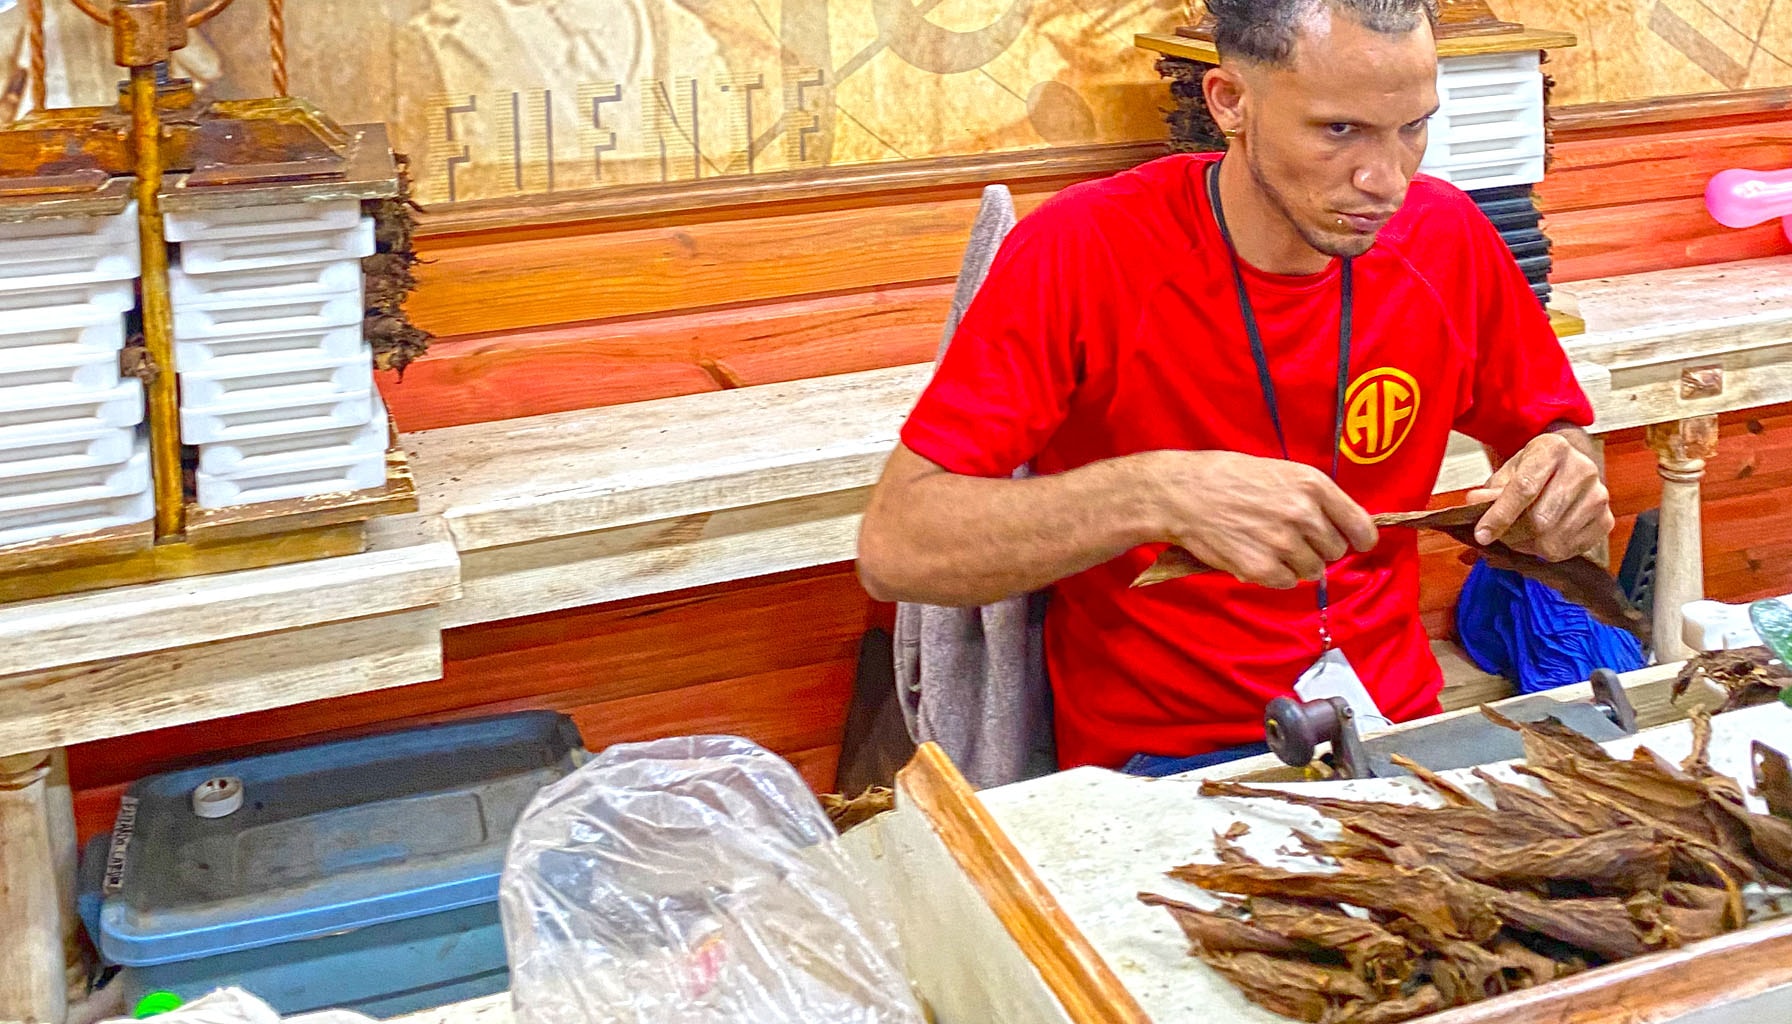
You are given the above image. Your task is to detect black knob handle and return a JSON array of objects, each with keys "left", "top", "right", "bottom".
[{"left": 1264, "top": 696, "right": 1345, "bottom": 767}]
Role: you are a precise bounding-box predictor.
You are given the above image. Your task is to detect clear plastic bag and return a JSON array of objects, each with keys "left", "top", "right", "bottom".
[{"left": 499, "top": 735, "right": 924, "bottom": 1024}]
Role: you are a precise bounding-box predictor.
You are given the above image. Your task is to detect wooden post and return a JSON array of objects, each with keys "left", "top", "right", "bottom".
[
  {"left": 0, "top": 750, "right": 69, "bottom": 1024},
  {"left": 47, "top": 750, "right": 84, "bottom": 999},
  {"left": 1646, "top": 416, "right": 1719, "bottom": 663}
]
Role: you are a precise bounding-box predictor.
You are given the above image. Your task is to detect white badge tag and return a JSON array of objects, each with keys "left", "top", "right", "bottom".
[{"left": 1293, "top": 649, "right": 1393, "bottom": 735}]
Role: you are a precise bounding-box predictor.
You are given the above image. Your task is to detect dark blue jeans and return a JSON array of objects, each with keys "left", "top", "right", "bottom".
[{"left": 1120, "top": 741, "right": 1273, "bottom": 778}]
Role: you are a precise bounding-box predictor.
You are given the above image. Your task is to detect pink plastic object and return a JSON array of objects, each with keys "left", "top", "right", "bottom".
[{"left": 1706, "top": 167, "right": 1792, "bottom": 228}]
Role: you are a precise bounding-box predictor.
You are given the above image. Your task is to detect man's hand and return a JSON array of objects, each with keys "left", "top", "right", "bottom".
[
  {"left": 1138, "top": 450, "right": 1379, "bottom": 590},
  {"left": 1466, "top": 430, "right": 1612, "bottom": 562}
]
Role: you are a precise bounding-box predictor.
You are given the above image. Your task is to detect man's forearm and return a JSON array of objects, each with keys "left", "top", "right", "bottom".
[{"left": 856, "top": 447, "right": 1163, "bottom": 608}]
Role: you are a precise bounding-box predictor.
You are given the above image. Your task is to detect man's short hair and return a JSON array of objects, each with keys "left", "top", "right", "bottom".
[{"left": 1207, "top": 0, "right": 1438, "bottom": 65}]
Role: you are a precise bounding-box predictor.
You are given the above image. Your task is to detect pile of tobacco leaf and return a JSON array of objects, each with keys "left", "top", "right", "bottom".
[{"left": 1139, "top": 708, "right": 1792, "bottom": 1024}]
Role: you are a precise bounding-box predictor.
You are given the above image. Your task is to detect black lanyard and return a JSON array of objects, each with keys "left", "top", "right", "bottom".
[{"left": 1206, "top": 161, "right": 1353, "bottom": 645}]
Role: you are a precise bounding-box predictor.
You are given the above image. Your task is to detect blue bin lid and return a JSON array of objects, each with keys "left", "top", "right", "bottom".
[{"left": 81, "top": 711, "right": 582, "bottom": 967}]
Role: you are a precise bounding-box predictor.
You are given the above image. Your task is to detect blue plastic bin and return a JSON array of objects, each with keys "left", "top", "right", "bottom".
[{"left": 78, "top": 711, "right": 584, "bottom": 1016}]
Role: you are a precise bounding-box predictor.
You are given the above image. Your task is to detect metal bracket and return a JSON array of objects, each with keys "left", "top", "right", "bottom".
[
  {"left": 1265, "top": 696, "right": 1368, "bottom": 780},
  {"left": 1263, "top": 666, "right": 1642, "bottom": 781},
  {"left": 1589, "top": 667, "right": 1638, "bottom": 733}
]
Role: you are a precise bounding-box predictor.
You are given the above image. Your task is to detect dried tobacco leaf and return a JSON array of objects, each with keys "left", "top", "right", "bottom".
[
  {"left": 1660, "top": 882, "right": 1735, "bottom": 939},
  {"left": 1214, "top": 782, "right": 1666, "bottom": 893},
  {"left": 1485, "top": 889, "right": 1670, "bottom": 961},
  {"left": 1169, "top": 861, "right": 1502, "bottom": 944},
  {"left": 1512, "top": 762, "right": 1764, "bottom": 889},
  {"left": 1754, "top": 741, "right": 1792, "bottom": 820},
  {"left": 1138, "top": 892, "right": 1308, "bottom": 957},
  {"left": 1155, "top": 713, "right": 1781, "bottom": 1022},
  {"left": 1416, "top": 938, "right": 1536, "bottom": 1004},
  {"left": 1335, "top": 985, "right": 1444, "bottom": 1024},
  {"left": 1197, "top": 949, "right": 1371, "bottom": 1022},
  {"left": 1434, "top": 525, "right": 1650, "bottom": 643},
  {"left": 1293, "top": 828, "right": 1392, "bottom": 865},
  {"left": 1378, "top": 828, "right": 1670, "bottom": 896},
  {"left": 1469, "top": 767, "right": 1601, "bottom": 837},
  {"left": 1504, "top": 765, "right": 1637, "bottom": 834},
  {"left": 821, "top": 786, "right": 894, "bottom": 833},
  {"left": 1484, "top": 934, "right": 1580, "bottom": 988},
  {"left": 1247, "top": 898, "right": 1413, "bottom": 989},
  {"left": 1200, "top": 781, "right": 1571, "bottom": 846},
  {"left": 1700, "top": 775, "right": 1792, "bottom": 879},
  {"left": 1674, "top": 647, "right": 1789, "bottom": 712},
  {"left": 1388, "top": 754, "right": 1480, "bottom": 808},
  {"left": 1131, "top": 504, "right": 1648, "bottom": 641},
  {"left": 1482, "top": 706, "right": 1614, "bottom": 767},
  {"left": 1130, "top": 506, "right": 1496, "bottom": 588}
]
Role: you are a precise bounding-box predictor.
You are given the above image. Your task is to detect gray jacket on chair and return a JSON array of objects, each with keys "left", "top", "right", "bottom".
[{"left": 891, "top": 185, "right": 1056, "bottom": 791}]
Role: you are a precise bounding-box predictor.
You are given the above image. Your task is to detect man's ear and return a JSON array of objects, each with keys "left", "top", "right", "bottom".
[{"left": 1202, "top": 63, "right": 1249, "bottom": 138}]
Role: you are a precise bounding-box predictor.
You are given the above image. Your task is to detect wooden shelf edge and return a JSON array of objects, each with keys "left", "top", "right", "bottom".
[
  {"left": 896, "top": 743, "right": 1151, "bottom": 1024},
  {"left": 1137, "top": 26, "right": 1576, "bottom": 62},
  {"left": 0, "top": 522, "right": 367, "bottom": 604},
  {"left": 416, "top": 141, "right": 1167, "bottom": 238}
]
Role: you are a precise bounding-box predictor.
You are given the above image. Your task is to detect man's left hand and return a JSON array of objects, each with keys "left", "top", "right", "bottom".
[{"left": 1465, "top": 431, "right": 1613, "bottom": 562}]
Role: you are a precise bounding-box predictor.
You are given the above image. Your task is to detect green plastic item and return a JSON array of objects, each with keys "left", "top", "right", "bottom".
[
  {"left": 132, "top": 991, "right": 184, "bottom": 1019},
  {"left": 1748, "top": 599, "right": 1792, "bottom": 708}
]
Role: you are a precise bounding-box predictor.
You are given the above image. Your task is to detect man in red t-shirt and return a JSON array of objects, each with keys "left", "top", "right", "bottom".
[{"left": 855, "top": 0, "right": 1612, "bottom": 774}]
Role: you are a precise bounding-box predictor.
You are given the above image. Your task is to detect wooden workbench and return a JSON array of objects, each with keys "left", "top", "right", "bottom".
[
  {"left": 1, "top": 255, "right": 1791, "bottom": 1022},
  {"left": 859, "top": 693, "right": 1792, "bottom": 1024}
]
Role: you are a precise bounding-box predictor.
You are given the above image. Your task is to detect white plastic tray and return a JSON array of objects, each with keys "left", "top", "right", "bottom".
[
  {"left": 0, "top": 307, "right": 126, "bottom": 352},
  {"left": 176, "top": 217, "right": 375, "bottom": 276},
  {"left": 179, "top": 389, "right": 372, "bottom": 446},
  {"left": 1428, "top": 154, "right": 1548, "bottom": 193},
  {"left": 0, "top": 201, "right": 138, "bottom": 244},
  {"left": 0, "top": 486, "right": 153, "bottom": 549},
  {"left": 173, "top": 324, "right": 366, "bottom": 373},
  {"left": 1421, "top": 51, "right": 1546, "bottom": 190},
  {"left": 0, "top": 425, "right": 137, "bottom": 480},
  {"left": 170, "top": 259, "right": 362, "bottom": 304},
  {"left": 196, "top": 448, "right": 385, "bottom": 509},
  {"left": 163, "top": 199, "right": 363, "bottom": 243},
  {"left": 0, "top": 343, "right": 122, "bottom": 395},
  {"left": 197, "top": 391, "right": 385, "bottom": 475},
  {"left": 0, "top": 202, "right": 142, "bottom": 295},
  {"left": 0, "top": 439, "right": 148, "bottom": 515},
  {"left": 0, "top": 379, "right": 144, "bottom": 446},
  {"left": 178, "top": 348, "right": 373, "bottom": 411},
  {"left": 172, "top": 287, "right": 364, "bottom": 341},
  {"left": 0, "top": 279, "right": 135, "bottom": 316}
]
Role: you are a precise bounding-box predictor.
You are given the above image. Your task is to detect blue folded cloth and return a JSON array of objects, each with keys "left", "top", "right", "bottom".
[{"left": 1456, "top": 560, "right": 1647, "bottom": 694}]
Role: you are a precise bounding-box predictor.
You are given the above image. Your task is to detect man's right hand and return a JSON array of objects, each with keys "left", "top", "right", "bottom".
[{"left": 1134, "top": 450, "right": 1379, "bottom": 590}]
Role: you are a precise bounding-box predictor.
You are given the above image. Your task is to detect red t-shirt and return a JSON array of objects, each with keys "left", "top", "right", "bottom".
[{"left": 899, "top": 153, "right": 1595, "bottom": 770}]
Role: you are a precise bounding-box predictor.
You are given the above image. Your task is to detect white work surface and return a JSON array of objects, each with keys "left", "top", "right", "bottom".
[{"left": 970, "top": 703, "right": 1792, "bottom": 1023}]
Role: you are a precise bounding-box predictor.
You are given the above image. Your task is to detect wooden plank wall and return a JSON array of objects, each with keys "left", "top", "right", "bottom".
[
  {"left": 1543, "top": 90, "right": 1792, "bottom": 281},
  {"left": 62, "top": 92, "right": 1792, "bottom": 845}
]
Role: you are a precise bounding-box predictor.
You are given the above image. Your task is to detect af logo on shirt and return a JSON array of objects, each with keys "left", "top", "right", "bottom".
[{"left": 1341, "top": 368, "right": 1420, "bottom": 465}]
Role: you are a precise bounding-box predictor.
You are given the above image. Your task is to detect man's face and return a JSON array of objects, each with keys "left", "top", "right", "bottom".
[{"left": 1238, "top": 8, "right": 1439, "bottom": 259}]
